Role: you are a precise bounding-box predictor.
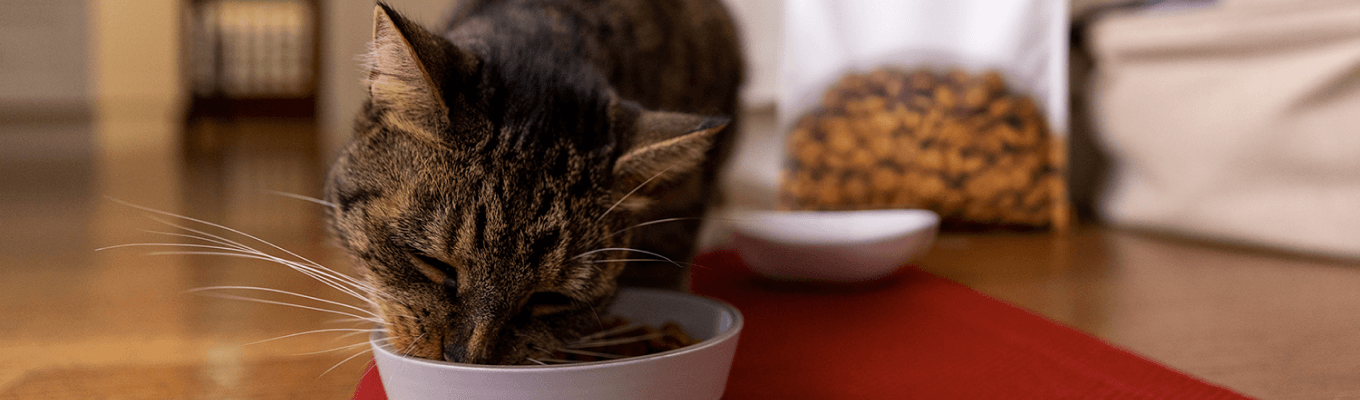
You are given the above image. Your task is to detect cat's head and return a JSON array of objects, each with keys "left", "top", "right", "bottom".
[{"left": 324, "top": 4, "right": 726, "bottom": 365}]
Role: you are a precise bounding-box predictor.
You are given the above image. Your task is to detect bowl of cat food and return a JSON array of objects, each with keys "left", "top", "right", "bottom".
[
  {"left": 369, "top": 288, "right": 742, "bottom": 400},
  {"left": 722, "top": 209, "right": 939, "bottom": 283}
]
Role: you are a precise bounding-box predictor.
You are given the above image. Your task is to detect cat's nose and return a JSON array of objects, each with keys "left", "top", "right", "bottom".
[{"left": 443, "top": 342, "right": 469, "bottom": 363}]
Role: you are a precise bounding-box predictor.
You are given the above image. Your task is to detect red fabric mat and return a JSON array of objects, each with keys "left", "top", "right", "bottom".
[{"left": 353, "top": 251, "right": 1252, "bottom": 399}]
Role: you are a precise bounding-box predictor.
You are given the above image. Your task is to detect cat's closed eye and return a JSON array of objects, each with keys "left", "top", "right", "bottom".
[{"left": 412, "top": 252, "right": 459, "bottom": 291}]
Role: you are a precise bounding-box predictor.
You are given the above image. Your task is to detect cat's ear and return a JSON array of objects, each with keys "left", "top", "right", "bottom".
[
  {"left": 609, "top": 101, "right": 729, "bottom": 210},
  {"left": 366, "top": 3, "right": 477, "bottom": 137}
]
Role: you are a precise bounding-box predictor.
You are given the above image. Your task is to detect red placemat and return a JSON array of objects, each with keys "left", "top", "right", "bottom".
[{"left": 353, "top": 251, "right": 1252, "bottom": 399}]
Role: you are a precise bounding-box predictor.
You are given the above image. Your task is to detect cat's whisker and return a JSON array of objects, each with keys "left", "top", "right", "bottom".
[
  {"left": 107, "top": 198, "right": 307, "bottom": 260},
  {"left": 253, "top": 260, "right": 378, "bottom": 304},
  {"left": 596, "top": 166, "right": 671, "bottom": 222},
  {"left": 563, "top": 332, "right": 664, "bottom": 349},
  {"left": 118, "top": 231, "right": 369, "bottom": 298},
  {"left": 401, "top": 333, "right": 426, "bottom": 358},
  {"left": 585, "top": 258, "right": 699, "bottom": 268},
  {"left": 353, "top": 336, "right": 400, "bottom": 349},
  {"left": 551, "top": 348, "right": 624, "bottom": 359},
  {"left": 571, "top": 248, "right": 683, "bottom": 268},
  {"left": 145, "top": 217, "right": 381, "bottom": 300},
  {"left": 244, "top": 328, "right": 383, "bottom": 347},
  {"left": 263, "top": 189, "right": 338, "bottom": 209},
  {"left": 336, "top": 329, "right": 385, "bottom": 340},
  {"left": 113, "top": 245, "right": 375, "bottom": 296},
  {"left": 112, "top": 199, "right": 328, "bottom": 270},
  {"left": 330, "top": 317, "right": 391, "bottom": 327},
  {"left": 602, "top": 217, "right": 695, "bottom": 241},
  {"left": 589, "top": 304, "right": 603, "bottom": 330},
  {"left": 188, "top": 286, "right": 379, "bottom": 319},
  {"left": 592, "top": 258, "right": 711, "bottom": 271},
  {"left": 109, "top": 198, "right": 380, "bottom": 299},
  {"left": 319, "top": 348, "right": 374, "bottom": 378},
  {"left": 157, "top": 250, "right": 377, "bottom": 306},
  {"left": 97, "top": 242, "right": 249, "bottom": 253},
  {"left": 526, "top": 345, "right": 606, "bottom": 364},
  {"left": 190, "top": 292, "right": 383, "bottom": 323},
  {"left": 602, "top": 216, "right": 754, "bottom": 241},
  {"left": 527, "top": 344, "right": 556, "bottom": 362},
  {"left": 140, "top": 230, "right": 254, "bottom": 252},
  {"left": 149, "top": 244, "right": 380, "bottom": 304},
  {"left": 288, "top": 340, "right": 369, "bottom": 356},
  {"left": 132, "top": 213, "right": 381, "bottom": 303},
  {"left": 294, "top": 339, "right": 392, "bottom": 357},
  {"left": 533, "top": 358, "right": 584, "bottom": 364},
  {"left": 572, "top": 322, "right": 640, "bottom": 343},
  {"left": 361, "top": 361, "right": 379, "bottom": 381},
  {"left": 529, "top": 343, "right": 555, "bottom": 355}
]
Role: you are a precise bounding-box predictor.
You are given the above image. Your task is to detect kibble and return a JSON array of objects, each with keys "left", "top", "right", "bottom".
[
  {"left": 778, "top": 67, "right": 1068, "bottom": 229},
  {"left": 549, "top": 317, "right": 698, "bottom": 363}
]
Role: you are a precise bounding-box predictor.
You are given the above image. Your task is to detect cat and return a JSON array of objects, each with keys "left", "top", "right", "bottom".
[{"left": 323, "top": 1, "right": 743, "bottom": 365}]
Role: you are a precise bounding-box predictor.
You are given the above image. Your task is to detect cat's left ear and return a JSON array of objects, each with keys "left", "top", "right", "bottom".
[
  {"left": 367, "top": 3, "right": 478, "bottom": 138},
  {"left": 609, "top": 100, "right": 729, "bottom": 210}
]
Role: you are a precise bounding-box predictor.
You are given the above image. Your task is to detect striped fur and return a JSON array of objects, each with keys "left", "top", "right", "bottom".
[{"left": 324, "top": 1, "right": 742, "bottom": 364}]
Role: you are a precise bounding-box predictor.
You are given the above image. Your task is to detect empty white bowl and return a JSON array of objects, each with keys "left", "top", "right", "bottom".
[
  {"left": 723, "top": 209, "right": 940, "bottom": 282},
  {"left": 370, "top": 289, "right": 743, "bottom": 400}
]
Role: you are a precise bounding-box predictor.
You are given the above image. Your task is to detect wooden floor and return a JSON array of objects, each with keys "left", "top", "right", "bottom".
[{"left": 3, "top": 115, "right": 1360, "bottom": 399}]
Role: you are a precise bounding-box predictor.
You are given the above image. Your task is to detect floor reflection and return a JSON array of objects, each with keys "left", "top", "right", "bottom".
[{"left": 0, "top": 114, "right": 370, "bottom": 398}]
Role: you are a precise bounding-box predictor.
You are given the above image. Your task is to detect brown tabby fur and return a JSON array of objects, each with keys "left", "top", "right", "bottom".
[{"left": 324, "top": 1, "right": 743, "bottom": 364}]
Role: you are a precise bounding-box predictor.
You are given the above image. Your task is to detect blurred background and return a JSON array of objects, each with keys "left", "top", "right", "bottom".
[{"left": 3, "top": 0, "right": 1360, "bottom": 398}]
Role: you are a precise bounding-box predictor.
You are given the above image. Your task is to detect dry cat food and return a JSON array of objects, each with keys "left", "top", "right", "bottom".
[
  {"left": 779, "top": 67, "right": 1068, "bottom": 229},
  {"left": 549, "top": 317, "right": 697, "bottom": 362}
]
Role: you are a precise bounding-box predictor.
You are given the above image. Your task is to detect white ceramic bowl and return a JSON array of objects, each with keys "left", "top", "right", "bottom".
[
  {"left": 370, "top": 289, "right": 743, "bottom": 400},
  {"left": 724, "top": 209, "right": 940, "bottom": 282}
]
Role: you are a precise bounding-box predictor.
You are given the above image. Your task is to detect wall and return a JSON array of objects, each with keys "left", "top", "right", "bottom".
[
  {"left": 0, "top": 0, "right": 93, "bottom": 164},
  {"left": 0, "top": 1, "right": 90, "bottom": 113},
  {"left": 88, "top": 0, "right": 186, "bottom": 159}
]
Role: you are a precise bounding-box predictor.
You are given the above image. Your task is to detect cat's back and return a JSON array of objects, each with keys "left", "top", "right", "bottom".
[
  {"left": 593, "top": 0, "right": 744, "bottom": 115},
  {"left": 445, "top": 0, "right": 744, "bottom": 116}
]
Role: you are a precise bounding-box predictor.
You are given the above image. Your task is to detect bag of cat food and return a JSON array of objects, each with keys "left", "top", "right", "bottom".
[{"left": 773, "top": 0, "right": 1071, "bottom": 231}]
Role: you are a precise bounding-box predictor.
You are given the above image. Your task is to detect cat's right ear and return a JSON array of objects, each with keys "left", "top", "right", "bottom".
[
  {"left": 608, "top": 100, "right": 729, "bottom": 211},
  {"left": 366, "top": 3, "right": 477, "bottom": 140}
]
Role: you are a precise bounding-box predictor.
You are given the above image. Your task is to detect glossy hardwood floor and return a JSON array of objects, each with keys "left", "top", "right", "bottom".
[
  {"left": 3, "top": 114, "right": 1360, "bottom": 399},
  {"left": 1, "top": 116, "right": 364, "bottom": 399},
  {"left": 916, "top": 231, "right": 1360, "bottom": 399}
]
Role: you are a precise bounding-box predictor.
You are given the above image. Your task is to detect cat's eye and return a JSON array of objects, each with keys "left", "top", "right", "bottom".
[
  {"left": 412, "top": 253, "right": 459, "bottom": 291},
  {"left": 525, "top": 291, "right": 574, "bottom": 316}
]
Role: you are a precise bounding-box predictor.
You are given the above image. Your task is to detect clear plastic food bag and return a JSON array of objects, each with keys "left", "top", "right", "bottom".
[{"left": 775, "top": 0, "right": 1070, "bottom": 231}]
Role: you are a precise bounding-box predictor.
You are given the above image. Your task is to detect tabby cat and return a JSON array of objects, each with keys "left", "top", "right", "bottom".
[{"left": 324, "top": 1, "right": 743, "bottom": 364}]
